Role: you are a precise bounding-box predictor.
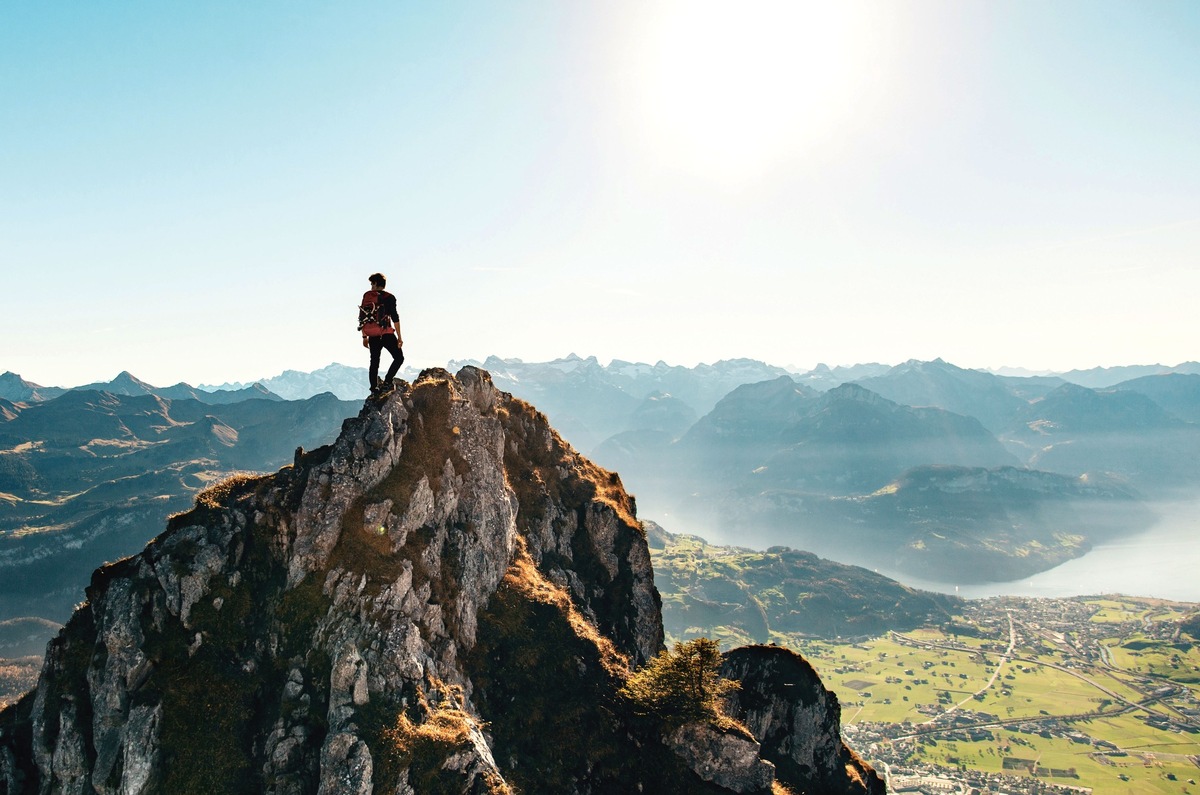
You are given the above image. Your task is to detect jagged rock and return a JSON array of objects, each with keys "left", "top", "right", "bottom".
[
  {"left": 722, "top": 645, "right": 886, "bottom": 795},
  {"left": 0, "top": 367, "right": 879, "bottom": 794},
  {"left": 0, "top": 745, "right": 20, "bottom": 794},
  {"left": 664, "top": 721, "right": 774, "bottom": 792}
]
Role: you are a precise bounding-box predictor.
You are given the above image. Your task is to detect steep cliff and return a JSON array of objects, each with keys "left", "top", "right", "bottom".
[
  {"left": 0, "top": 367, "right": 877, "bottom": 795},
  {"left": 722, "top": 647, "right": 883, "bottom": 795}
]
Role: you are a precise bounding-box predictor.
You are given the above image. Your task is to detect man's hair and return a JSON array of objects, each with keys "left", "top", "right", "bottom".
[{"left": 369, "top": 272, "right": 386, "bottom": 288}]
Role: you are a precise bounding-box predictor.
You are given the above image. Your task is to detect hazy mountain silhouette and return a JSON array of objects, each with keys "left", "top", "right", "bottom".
[
  {"left": 200, "top": 362, "right": 415, "bottom": 401},
  {"left": 68, "top": 371, "right": 283, "bottom": 404},
  {"left": 1002, "top": 382, "right": 1200, "bottom": 493},
  {"left": 1055, "top": 361, "right": 1200, "bottom": 389},
  {"left": 444, "top": 354, "right": 793, "bottom": 452},
  {"left": 628, "top": 390, "right": 698, "bottom": 437},
  {"left": 667, "top": 380, "right": 1017, "bottom": 498},
  {"left": 992, "top": 373, "right": 1068, "bottom": 400},
  {"left": 792, "top": 362, "right": 892, "bottom": 391},
  {"left": 599, "top": 356, "right": 794, "bottom": 414},
  {"left": 1111, "top": 372, "right": 1200, "bottom": 424},
  {"left": 850, "top": 358, "right": 1030, "bottom": 432}
]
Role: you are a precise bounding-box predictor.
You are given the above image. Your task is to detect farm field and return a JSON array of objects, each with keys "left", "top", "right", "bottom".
[{"left": 787, "top": 596, "right": 1200, "bottom": 795}]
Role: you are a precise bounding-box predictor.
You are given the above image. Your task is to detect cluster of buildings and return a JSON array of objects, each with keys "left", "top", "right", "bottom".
[
  {"left": 838, "top": 595, "right": 1200, "bottom": 794},
  {"left": 849, "top": 724, "right": 1100, "bottom": 794},
  {"left": 881, "top": 762, "right": 1094, "bottom": 795}
]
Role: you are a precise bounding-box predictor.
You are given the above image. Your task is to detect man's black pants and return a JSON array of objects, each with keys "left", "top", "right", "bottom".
[{"left": 368, "top": 334, "right": 404, "bottom": 388}]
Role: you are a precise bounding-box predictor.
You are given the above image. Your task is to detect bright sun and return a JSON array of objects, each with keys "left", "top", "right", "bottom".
[{"left": 625, "top": 0, "right": 885, "bottom": 183}]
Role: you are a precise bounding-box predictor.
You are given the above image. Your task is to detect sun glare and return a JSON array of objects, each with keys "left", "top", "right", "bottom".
[{"left": 625, "top": 0, "right": 885, "bottom": 183}]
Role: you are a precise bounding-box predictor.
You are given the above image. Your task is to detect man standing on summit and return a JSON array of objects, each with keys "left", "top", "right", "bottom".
[{"left": 358, "top": 272, "right": 404, "bottom": 395}]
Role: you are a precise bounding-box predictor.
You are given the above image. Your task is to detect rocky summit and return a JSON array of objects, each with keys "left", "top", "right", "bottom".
[{"left": 0, "top": 367, "right": 880, "bottom": 795}]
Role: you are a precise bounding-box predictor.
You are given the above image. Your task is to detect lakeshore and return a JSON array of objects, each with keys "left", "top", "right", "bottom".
[{"left": 880, "top": 498, "right": 1200, "bottom": 603}]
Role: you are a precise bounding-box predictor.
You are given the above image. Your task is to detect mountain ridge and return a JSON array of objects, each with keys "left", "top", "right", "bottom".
[
  {"left": 647, "top": 522, "right": 960, "bottom": 643},
  {"left": 1, "top": 371, "right": 284, "bottom": 405},
  {"left": 0, "top": 389, "right": 358, "bottom": 624}
]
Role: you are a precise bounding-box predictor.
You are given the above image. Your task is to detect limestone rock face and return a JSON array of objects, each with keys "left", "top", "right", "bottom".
[
  {"left": 665, "top": 722, "right": 775, "bottom": 793},
  {"left": 722, "top": 645, "right": 886, "bottom": 795},
  {"left": 0, "top": 367, "right": 879, "bottom": 795}
]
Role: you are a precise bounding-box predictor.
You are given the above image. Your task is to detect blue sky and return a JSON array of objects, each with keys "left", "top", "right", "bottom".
[{"left": 2, "top": 1, "right": 1197, "bottom": 387}]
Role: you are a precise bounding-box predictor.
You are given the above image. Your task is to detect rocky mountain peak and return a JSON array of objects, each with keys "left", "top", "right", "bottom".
[
  {"left": 821, "top": 382, "right": 893, "bottom": 407},
  {"left": 0, "top": 373, "right": 64, "bottom": 404},
  {"left": 0, "top": 367, "right": 879, "bottom": 795},
  {"left": 101, "top": 371, "right": 156, "bottom": 394}
]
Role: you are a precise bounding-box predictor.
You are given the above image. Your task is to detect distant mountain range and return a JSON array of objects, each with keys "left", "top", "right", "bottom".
[
  {"left": 1054, "top": 361, "right": 1200, "bottom": 389},
  {"left": 447, "top": 355, "right": 794, "bottom": 451},
  {"left": 853, "top": 359, "right": 1043, "bottom": 433},
  {"left": 75, "top": 370, "right": 284, "bottom": 404},
  {"left": 1111, "top": 372, "right": 1200, "bottom": 424},
  {"left": 1, "top": 369, "right": 283, "bottom": 404},
  {"left": 592, "top": 363, "right": 1174, "bottom": 581},
  {"left": 1003, "top": 381, "right": 1200, "bottom": 491},
  {"left": 4, "top": 364, "right": 396, "bottom": 404},
  {"left": 0, "top": 378, "right": 358, "bottom": 625},
  {"left": 11, "top": 355, "right": 1199, "bottom": 414},
  {"left": 4, "top": 355, "right": 1199, "bottom": 600},
  {"left": 684, "top": 379, "right": 1018, "bottom": 494},
  {"left": 200, "top": 362, "right": 422, "bottom": 401}
]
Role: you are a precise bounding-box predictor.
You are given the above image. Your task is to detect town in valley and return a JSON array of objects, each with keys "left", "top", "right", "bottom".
[{"left": 791, "top": 595, "right": 1200, "bottom": 795}]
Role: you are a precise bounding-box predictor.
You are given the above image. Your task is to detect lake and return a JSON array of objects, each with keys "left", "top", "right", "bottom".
[{"left": 880, "top": 498, "right": 1200, "bottom": 603}]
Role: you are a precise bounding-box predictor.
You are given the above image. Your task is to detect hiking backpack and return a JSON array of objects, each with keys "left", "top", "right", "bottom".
[{"left": 358, "top": 290, "right": 393, "bottom": 337}]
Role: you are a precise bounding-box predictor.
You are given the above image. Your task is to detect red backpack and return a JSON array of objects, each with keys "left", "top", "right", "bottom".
[{"left": 357, "top": 290, "right": 393, "bottom": 337}]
